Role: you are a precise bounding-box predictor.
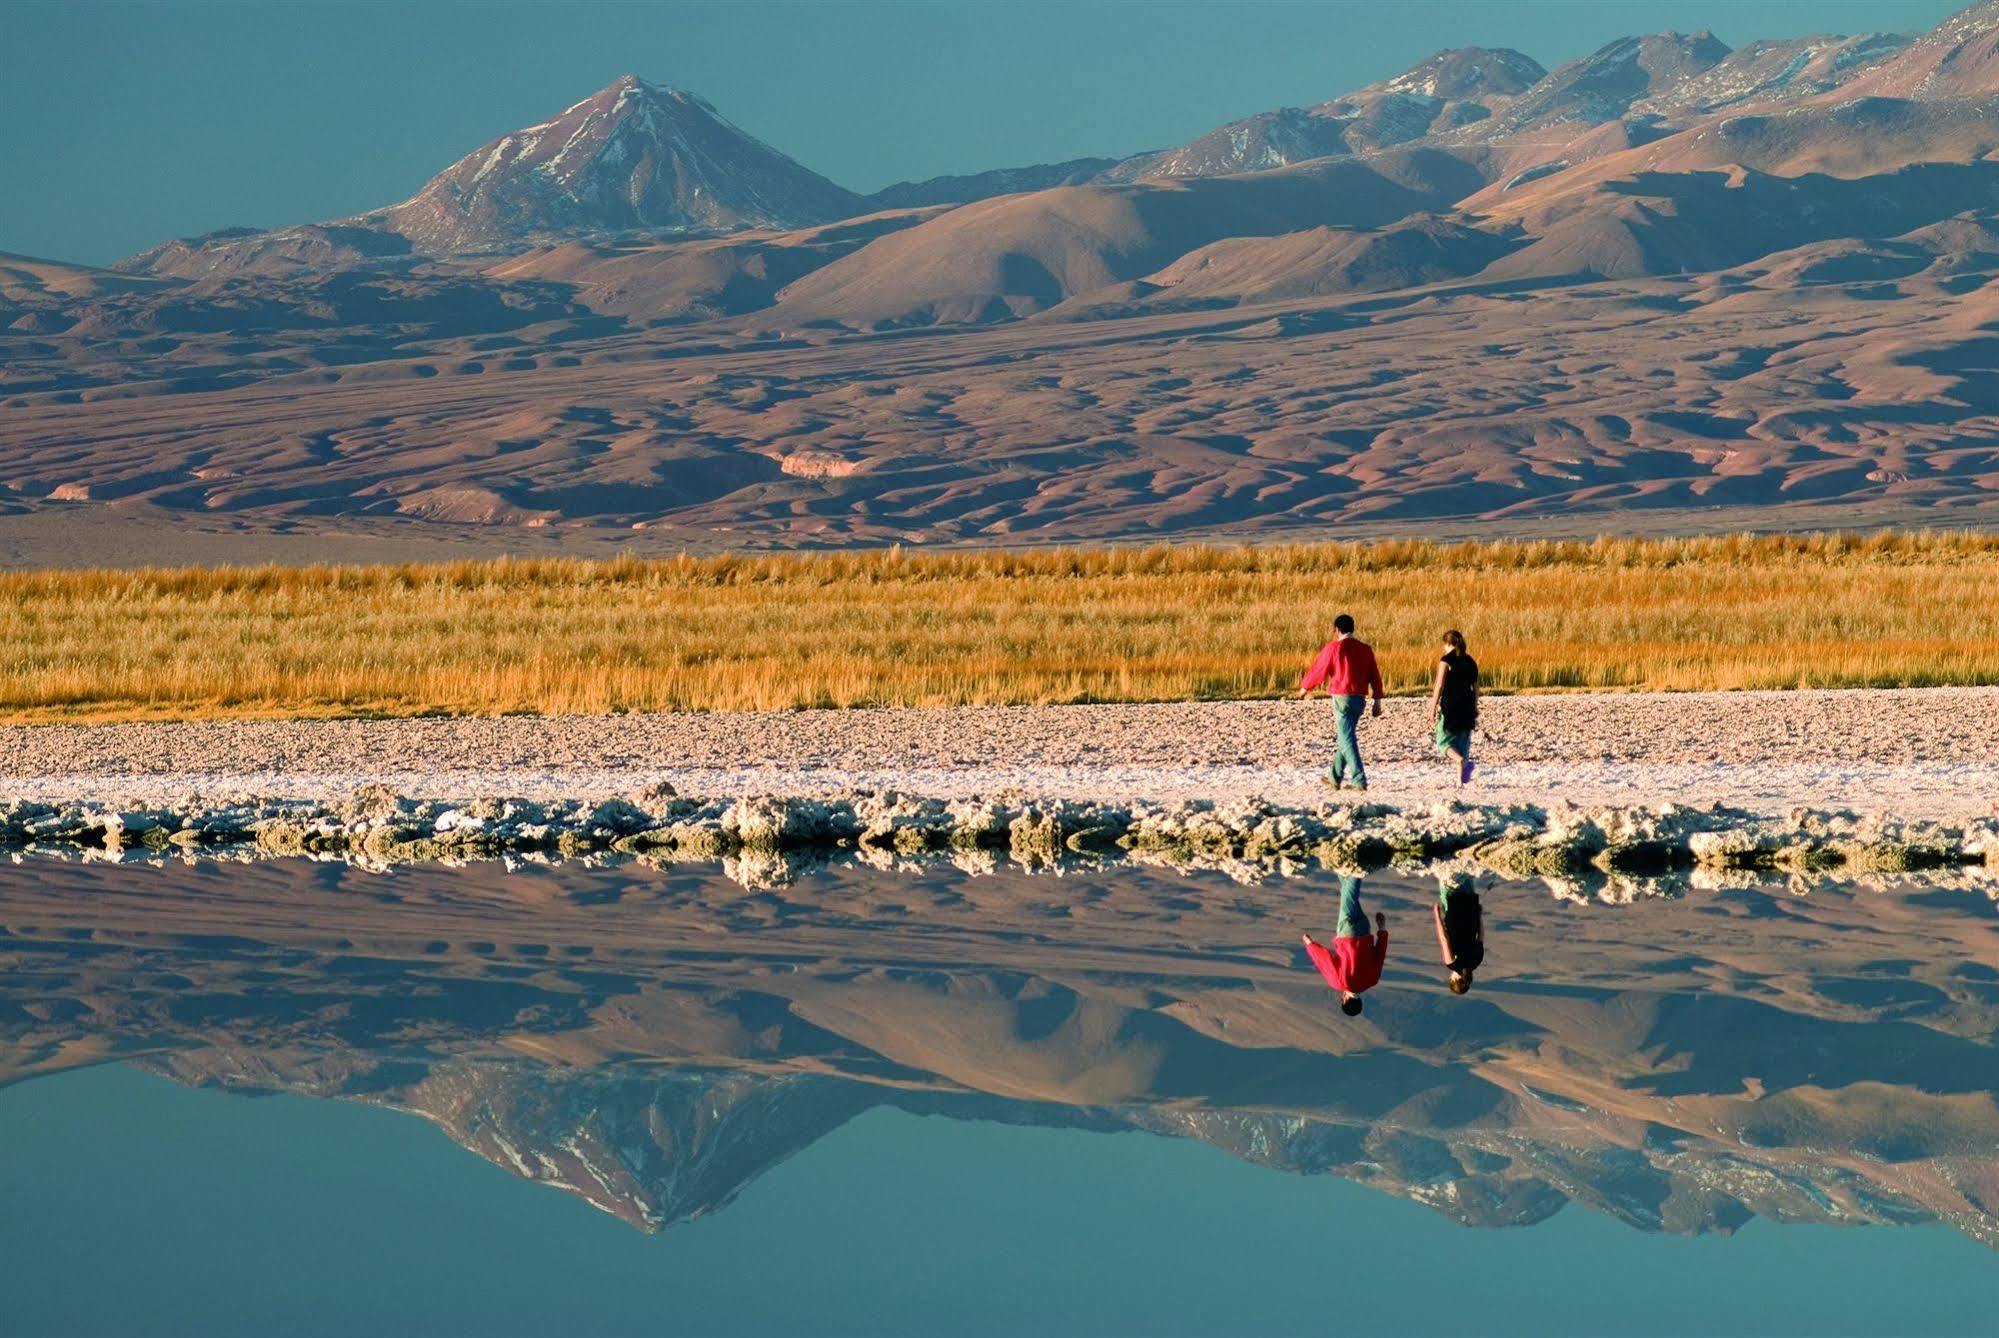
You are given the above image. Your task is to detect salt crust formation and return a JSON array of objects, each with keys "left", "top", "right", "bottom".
[{"left": 4, "top": 791, "right": 1995, "bottom": 894}]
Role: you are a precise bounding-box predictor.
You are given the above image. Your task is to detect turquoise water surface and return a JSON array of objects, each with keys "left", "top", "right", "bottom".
[
  {"left": 2, "top": 854, "right": 1996, "bottom": 1335},
  {"left": 4, "top": 1065, "right": 1994, "bottom": 1338}
]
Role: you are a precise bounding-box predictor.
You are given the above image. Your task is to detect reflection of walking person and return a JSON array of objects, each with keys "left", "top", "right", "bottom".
[
  {"left": 1297, "top": 613, "right": 1385, "bottom": 792},
  {"left": 1301, "top": 875, "right": 1389, "bottom": 1016},
  {"left": 1429, "top": 630, "right": 1479, "bottom": 785},
  {"left": 1434, "top": 870, "right": 1484, "bottom": 994}
]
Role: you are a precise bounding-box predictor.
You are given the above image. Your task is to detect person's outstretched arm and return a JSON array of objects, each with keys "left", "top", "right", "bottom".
[
  {"left": 1433, "top": 903, "right": 1452, "bottom": 964},
  {"left": 1301, "top": 933, "right": 1342, "bottom": 991},
  {"left": 1429, "top": 660, "right": 1447, "bottom": 724},
  {"left": 1373, "top": 913, "right": 1389, "bottom": 966},
  {"left": 1297, "top": 642, "right": 1335, "bottom": 698}
]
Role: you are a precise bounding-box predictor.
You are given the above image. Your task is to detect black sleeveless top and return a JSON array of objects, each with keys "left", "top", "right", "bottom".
[
  {"left": 1440, "top": 888, "right": 1484, "bottom": 973},
  {"left": 1438, "top": 651, "right": 1479, "bottom": 732}
]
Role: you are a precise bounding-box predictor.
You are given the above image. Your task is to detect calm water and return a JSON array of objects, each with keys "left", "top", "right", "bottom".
[{"left": 1, "top": 854, "right": 1996, "bottom": 1336}]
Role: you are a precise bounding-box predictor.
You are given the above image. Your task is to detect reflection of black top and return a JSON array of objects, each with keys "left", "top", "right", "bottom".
[
  {"left": 1441, "top": 891, "right": 1484, "bottom": 973},
  {"left": 1438, "top": 651, "right": 1479, "bottom": 732}
]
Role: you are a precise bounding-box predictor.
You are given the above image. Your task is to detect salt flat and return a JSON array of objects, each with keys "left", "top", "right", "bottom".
[{"left": 3, "top": 686, "right": 1994, "bottom": 819}]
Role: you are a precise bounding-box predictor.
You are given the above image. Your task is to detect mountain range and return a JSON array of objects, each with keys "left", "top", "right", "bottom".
[{"left": 8, "top": 3, "right": 1999, "bottom": 554}]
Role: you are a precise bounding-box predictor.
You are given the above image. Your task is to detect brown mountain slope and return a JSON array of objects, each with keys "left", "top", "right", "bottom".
[
  {"left": 1470, "top": 96, "right": 1999, "bottom": 223},
  {"left": 482, "top": 208, "right": 945, "bottom": 322},
  {"left": 116, "top": 224, "right": 419, "bottom": 281},
  {"left": 1100, "top": 47, "right": 1545, "bottom": 184},
  {"left": 1480, "top": 161, "right": 1999, "bottom": 282},
  {"left": 1631, "top": 31, "right": 1913, "bottom": 116},
  {"left": 1135, "top": 216, "right": 1519, "bottom": 305},
  {"left": 1831, "top": 0, "right": 1999, "bottom": 99},
  {"left": 3, "top": 250, "right": 180, "bottom": 336},
  {"left": 1, "top": 251, "right": 175, "bottom": 303},
  {"left": 867, "top": 157, "right": 1125, "bottom": 210},
  {"left": 772, "top": 149, "right": 1487, "bottom": 326},
  {"left": 1466, "top": 97, "right": 1999, "bottom": 281}
]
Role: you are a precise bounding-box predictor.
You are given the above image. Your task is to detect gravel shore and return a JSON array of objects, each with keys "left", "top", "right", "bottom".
[{"left": 1, "top": 687, "right": 1994, "bottom": 819}]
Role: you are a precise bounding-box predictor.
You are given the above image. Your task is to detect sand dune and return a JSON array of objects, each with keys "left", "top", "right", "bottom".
[
  {"left": 12, "top": 226, "right": 1999, "bottom": 544},
  {"left": 1136, "top": 216, "right": 1518, "bottom": 305}
]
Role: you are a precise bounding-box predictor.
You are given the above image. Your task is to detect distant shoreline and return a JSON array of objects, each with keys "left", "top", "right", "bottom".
[{"left": 7, "top": 504, "right": 1999, "bottom": 572}]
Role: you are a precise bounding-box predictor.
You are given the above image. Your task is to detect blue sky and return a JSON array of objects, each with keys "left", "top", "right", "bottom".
[{"left": 3, "top": 0, "right": 1968, "bottom": 265}]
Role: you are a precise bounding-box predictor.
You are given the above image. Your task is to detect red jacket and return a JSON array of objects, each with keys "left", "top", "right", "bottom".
[
  {"left": 1301, "top": 636, "right": 1385, "bottom": 699},
  {"left": 1305, "top": 933, "right": 1388, "bottom": 995}
]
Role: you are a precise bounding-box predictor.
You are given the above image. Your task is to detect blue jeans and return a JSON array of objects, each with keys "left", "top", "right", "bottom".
[
  {"left": 1330, "top": 695, "right": 1368, "bottom": 787},
  {"left": 1335, "top": 876, "right": 1369, "bottom": 938}
]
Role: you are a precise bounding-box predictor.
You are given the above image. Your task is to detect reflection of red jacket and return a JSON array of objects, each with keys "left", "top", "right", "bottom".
[
  {"left": 1305, "top": 933, "right": 1388, "bottom": 994},
  {"left": 1301, "top": 637, "right": 1385, "bottom": 699}
]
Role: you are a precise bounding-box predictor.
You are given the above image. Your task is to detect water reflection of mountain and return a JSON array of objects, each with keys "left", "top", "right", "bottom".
[{"left": 2, "top": 856, "right": 1996, "bottom": 1242}]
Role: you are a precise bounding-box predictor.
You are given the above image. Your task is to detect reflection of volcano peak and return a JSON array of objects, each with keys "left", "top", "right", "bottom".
[
  {"left": 141, "top": 1048, "right": 1999, "bottom": 1248},
  {"left": 9, "top": 855, "right": 1999, "bottom": 1246},
  {"left": 399, "top": 1064, "right": 888, "bottom": 1232}
]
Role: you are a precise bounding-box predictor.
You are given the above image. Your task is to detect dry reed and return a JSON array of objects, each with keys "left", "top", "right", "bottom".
[{"left": 0, "top": 531, "right": 1994, "bottom": 721}]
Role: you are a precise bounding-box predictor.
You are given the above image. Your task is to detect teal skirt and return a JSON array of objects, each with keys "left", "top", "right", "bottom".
[{"left": 1434, "top": 716, "right": 1471, "bottom": 756}]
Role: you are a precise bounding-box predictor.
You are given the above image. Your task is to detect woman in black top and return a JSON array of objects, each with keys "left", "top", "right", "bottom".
[
  {"left": 1428, "top": 629, "right": 1479, "bottom": 785},
  {"left": 1434, "top": 870, "right": 1484, "bottom": 994}
]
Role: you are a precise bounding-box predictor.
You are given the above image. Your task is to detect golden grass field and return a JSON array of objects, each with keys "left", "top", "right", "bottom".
[{"left": 1, "top": 531, "right": 1996, "bottom": 720}]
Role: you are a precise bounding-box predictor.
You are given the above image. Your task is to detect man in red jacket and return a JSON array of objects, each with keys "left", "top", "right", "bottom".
[
  {"left": 1297, "top": 613, "right": 1386, "bottom": 791},
  {"left": 1302, "top": 875, "right": 1388, "bottom": 1016}
]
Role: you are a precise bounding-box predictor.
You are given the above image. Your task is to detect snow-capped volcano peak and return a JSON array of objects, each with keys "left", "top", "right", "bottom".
[
  {"left": 368, "top": 75, "right": 865, "bottom": 254},
  {"left": 1371, "top": 47, "right": 1547, "bottom": 100}
]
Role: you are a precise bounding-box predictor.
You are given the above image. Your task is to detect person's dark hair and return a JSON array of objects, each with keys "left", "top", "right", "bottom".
[
  {"left": 1443, "top": 629, "right": 1467, "bottom": 654},
  {"left": 1334, "top": 613, "right": 1356, "bottom": 635},
  {"left": 1340, "top": 996, "right": 1364, "bottom": 1016},
  {"left": 1450, "top": 974, "right": 1473, "bottom": 995}
]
